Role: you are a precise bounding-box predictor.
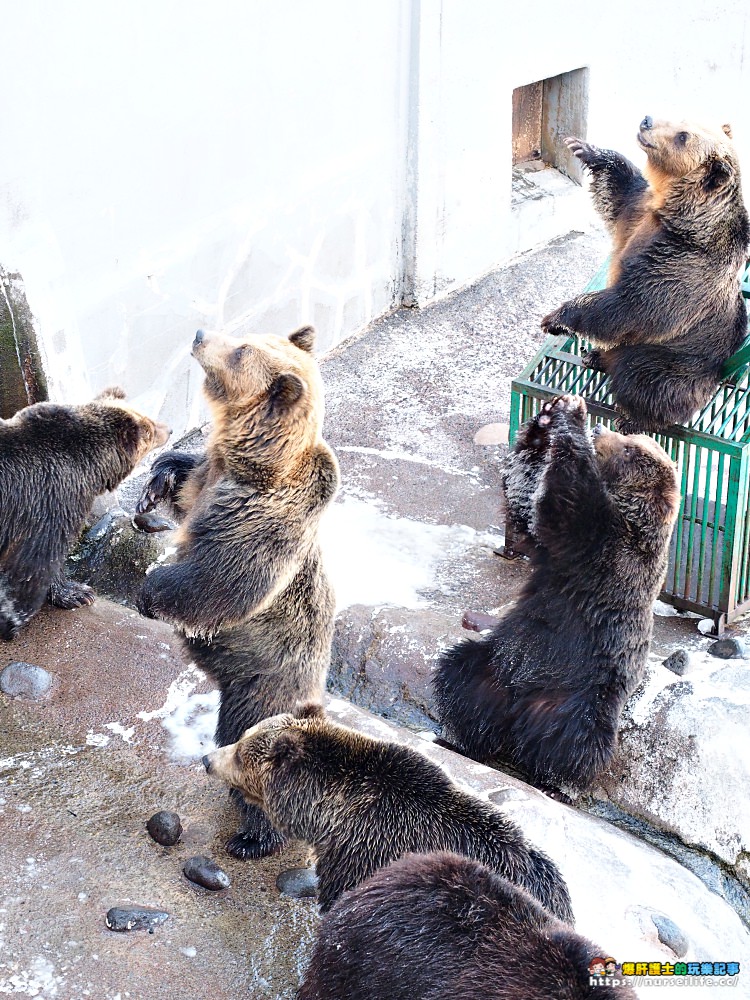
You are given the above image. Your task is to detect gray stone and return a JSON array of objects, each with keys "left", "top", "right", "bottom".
[
  {"left": 708, "top": 637, "right": 746, "bottom": 660},
  {"left": 146, "top": 810, "right": 182, "bottom": 846},
  {"left": 651, "top": 913, "right": 689, "bottom": 957},
  {"left": 662, "top": 649, "right": 691, "bottom": 676},
  {"left": 105, "top": 905, "right": 169, "bottom": 933},
  {"left": 133, "top": 512, "right": 175, "bottom": 534},
  {"left": 276, "top": 867, "right": 318, "bottom": 899},
  {"left": 183, "top": 856, "right": 230, "bottom": 891},
  {"left": 0, "top": 661, "right": 53, "bottom": 700}
]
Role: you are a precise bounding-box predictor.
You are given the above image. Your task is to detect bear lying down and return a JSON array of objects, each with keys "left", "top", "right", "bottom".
[
  {"left": 203, "top": 703, "right": 573, "bottom": 922},
  {"left": 298, "top": 852, "right": 636, "bottom": 1000}
]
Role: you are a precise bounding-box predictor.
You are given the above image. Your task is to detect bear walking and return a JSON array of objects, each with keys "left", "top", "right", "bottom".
[
  {"left": 0, "top": 388, "right": 169, "bottom": 639},
  {"left": 137, "top": 326, "right": 339, "bottom": 860},
  {"left": 542, "top": 117, "right": 749, "bottom": 433},
  {"left": 297, "top": 852, "right": 635, "bottom": 1000},
  {"left": 202, "top": 703, "right": 573, "bottom": 922},
  {"left": 433, "top": 395, "right": 679, "bottom": 793}
]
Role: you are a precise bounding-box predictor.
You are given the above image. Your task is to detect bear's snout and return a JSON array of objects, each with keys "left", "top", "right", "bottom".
[
  {"left": 202, "top": 754, "right": 211, "bottom": 773},
  {"left": 640, "top": 115, "right": 653, "bottom": 131}
]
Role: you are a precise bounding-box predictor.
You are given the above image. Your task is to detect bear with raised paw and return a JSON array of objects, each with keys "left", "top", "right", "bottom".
[
  {"left": 542, "top": 117, "right": 749, "bottom": 433},
  {"left": 202, "top": 703, "right": 573, "bottom": 921},
  {"left": 434, "top": 395, "right": 679, "bottom": 794},
  {"left": 298, "top": 852, "right": 636, "bottom": 1000},
  {"left": 137, "top": 326, "right": 339, "bottom": 860},
  {"left": 0, "top": 388, "right": 169, "bottom": 640}
]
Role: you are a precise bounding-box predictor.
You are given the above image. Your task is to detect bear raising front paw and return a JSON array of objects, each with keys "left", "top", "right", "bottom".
[
  {"left": 435, "top": 396, "right": 679, "bottom": 794},
  {"left": 0, "top": 391, "right": 169, "bottom": 639},
  {"left": 542, "top": 117, "right": 749, "bottom": 432},
  {"left": 138, "top": 325, "right": 339, "bottom": 860}
]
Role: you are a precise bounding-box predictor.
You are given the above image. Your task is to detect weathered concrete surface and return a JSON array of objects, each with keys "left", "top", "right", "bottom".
[{"left": 0, "top": 603, "right": 315, "bottom": 1000}]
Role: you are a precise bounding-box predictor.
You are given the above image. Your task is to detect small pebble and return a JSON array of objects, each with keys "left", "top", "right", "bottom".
[
  {"left": 276, "top": 867, "right": 319, "bottom": 899},
  {"left": 651, "top": 913, "right": 689, "bottom": 957},
  {"left": 0, "top": 662, "right": 53, "bottom": 701},
  {"left": 183, "top": 856, "right": 230, "bottom": 891},
  {"left": 708, "top": 637, "right": 746, "bottom": 660},
  {"left": 662, "top": 649, "right": 691, "bottom": 676},
  {"left": 105, "top": 905, "right": 169, "bottom": 933},
  {"left": 146, "top": 810, "right": 182, "bottom": 846},
  {"left": 133, "top": 512, "right": 175, "bottom": 533}
]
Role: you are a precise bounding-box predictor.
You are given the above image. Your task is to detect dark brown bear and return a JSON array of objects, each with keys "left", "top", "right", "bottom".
[
  {"left": 137, "top": 326, "right": 339, "bottom": 860},
  {"left": 542, "top": 117, "right": 749, "bottom": 433},
  {"left": 202, "top": 703, "right": 573, "bottom": 921},
  {"left": 0, "top": 388, "right": 169, "bottom": 640},
  {"left": 433, "top": 395, "right": 679, "bottom": 794},
  {"left": 298, "top": 852, "right": 636, "bottom": 1000}
]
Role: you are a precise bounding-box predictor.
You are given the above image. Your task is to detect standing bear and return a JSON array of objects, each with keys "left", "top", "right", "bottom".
[
  {"left": 137, "top": 325, "right": 339, "bottom": 859},
  {"left": 0, "top": 388, "right": 169, "bottom": 639},
  {"left": 202, "top": 703, "right": 573, "bottom": 922},
  {"left": 298, "top": 852, "right": 636, "bottom": 1000},
  {"left": 542, "top": 116, "right": 749, "bottom": 433},
  {"left": 434, "top": 395, "right": 679, "bottom": 794}
]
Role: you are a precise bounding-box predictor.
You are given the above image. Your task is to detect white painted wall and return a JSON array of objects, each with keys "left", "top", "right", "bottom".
[{"left": 1, "top": 0, "right": 749, "bottom": 435}]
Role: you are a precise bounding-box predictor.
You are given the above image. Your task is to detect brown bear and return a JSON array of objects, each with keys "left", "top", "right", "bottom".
[
  {"left": 433, "top": 395, "right": 679, "bottom": 794},
  {"left": 298, "top": 852, "right": 637, "bottom": 1000},
  {"left": 202, "top": 703, "right": 574, "bottom": 922},
  {"left": 0, "top": 388, "right": 169, "bottom": 640},
  {"left": 137, "top": 326, "right": 339, "bottom": 860},
  {"left": 541, "top": 116, "right": 749, "bottom": 433}
]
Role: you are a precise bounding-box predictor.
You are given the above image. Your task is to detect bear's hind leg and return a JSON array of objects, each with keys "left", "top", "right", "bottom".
[{"left": 48, "top": 572, "right": 95, "bottom": 610}]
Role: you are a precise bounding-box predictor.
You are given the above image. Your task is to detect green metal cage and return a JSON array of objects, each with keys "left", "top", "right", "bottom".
[{"left": 507, "top": 260, "right": 750, "bottom": 635}]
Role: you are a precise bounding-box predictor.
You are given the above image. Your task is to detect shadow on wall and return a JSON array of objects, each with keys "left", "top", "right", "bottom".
[{"left": 0, "top": 267, "right": 47, "bottom": 418}]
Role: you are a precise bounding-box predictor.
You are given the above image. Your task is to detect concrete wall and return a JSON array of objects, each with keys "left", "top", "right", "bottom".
[{"left": 1, "top": 0, "right": 749, "bottom": 434}]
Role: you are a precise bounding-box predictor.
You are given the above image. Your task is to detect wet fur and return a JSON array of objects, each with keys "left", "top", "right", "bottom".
[
  {"left": 298, "top": 852, "right": 636, "bottom": 1000},
  {"left": 434, "top": 396, "right": 678, "bottom": 793},
  {"left": 0, "top": 391, "right": 167, "bottom": 639},
  {"left": 209, "top": 708, "right": 573, "bottom": 922}
]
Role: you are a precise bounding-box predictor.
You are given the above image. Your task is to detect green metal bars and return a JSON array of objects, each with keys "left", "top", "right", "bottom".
[{"left": 507, "top": 260, "right": 750, "bottom": 634}]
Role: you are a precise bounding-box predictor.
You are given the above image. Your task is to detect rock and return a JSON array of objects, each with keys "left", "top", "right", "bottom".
[
  {"left": 473, "top": 422, "right": 509, "bottom": 446},
  {"left": 146, "top": 810, "right": 182, "bottom": 846},
  {"left": 0, "top": 661, "right": 53, "bottom": 700},
  {"left": 462, "top": 609, "right": 500, "bottom": 633},
  {"left": 662, "top": 649, "right": 691, "bottom": 676},
  {"left": 133, "top": 512, "right": 176, "bottom": 534},
  {"left": 708, "top": 637, "right": 746, "bottom": 660},
  {"left": 488, "top": 787, "right": 528, "bottom": 805},
  {"left": 651, "top": 913, "right": 689, "bottom": 957},
  {"left": 105, "top": 905, "right": 169, "bottom": 932},
  {"left": 183, "top": 856, "right": 230, "bottom": 891},
  {"left": 276, "top": 867, "right": 318, "bottom": 899}
]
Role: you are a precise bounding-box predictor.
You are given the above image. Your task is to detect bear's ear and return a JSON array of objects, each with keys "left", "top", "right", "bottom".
[
  {"left": 268, "top": 729, "right": 307, "bottom": 766},
  {"left": 294, "top": 701, "right": 325, "bottom": 720},
  {"left": 96, "top": 385, "right": 127, "bottom": 400},
  {"left": 703, "top": 156, "right": 733, "bottom": 193},
  {"left": 288, "top": 325, "right": 316, "bottom": 353},
  {"left": 269, "top": 372, "right": 306, "bottom": 409},
  {"left": 722, "top": 123, "right": 733, "bottom": 138}
]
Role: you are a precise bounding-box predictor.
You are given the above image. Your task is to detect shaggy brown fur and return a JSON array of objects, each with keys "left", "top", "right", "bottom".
[
  {"left": 434, "top": 395, "right": 679, "bottom": 793},
  {"left": 542, "top": 117, "right": 749, "bottom": 433},
  {"left": 137, "top": 326, "right": 339, "bottom": 860},
  {"left": 0, "top": 388, "right": 168, "bottom": 639},
  {"left": 298, "top": 852, "right": 636, "bottom": 1000},
  {"left": 202, "top": 704, "right": 573, "bottom": 921}
]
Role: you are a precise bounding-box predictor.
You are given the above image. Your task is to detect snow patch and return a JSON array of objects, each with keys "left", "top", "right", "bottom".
[
  {"left": 104, "top": 722, "right": 135, "bottom": 744},
  {"left": 162, "top": 690, "right": 220, "bottom": 761},
  {"left": 137, "top": 664, "right": 205, "bottom": 722},
  {"left": 85, "top": 732, "right": 109, "bottom": 749}
]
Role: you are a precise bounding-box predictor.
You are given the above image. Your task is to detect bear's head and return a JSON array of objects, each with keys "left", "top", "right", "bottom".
[
  {"left": 191, "top": 325, "right": 324, "bottom": 472},
  {"left": 90, "top": 387, "right": 171, "bottom": 468},
  {"left": 202, "top": 702, "right": 327, "bottom": 811},
  {"left": 593, "top": 425, "right": 680, "bottom": 531},
  {"left": 637, "top": 115, "right": 739, "bottom": 198}
]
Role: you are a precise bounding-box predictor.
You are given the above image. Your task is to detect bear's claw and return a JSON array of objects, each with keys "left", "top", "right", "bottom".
[
  {"left": 48, "top": 578, "right": 96, "bottom": 610},
  {"left": 225, "top": 831, "right": 285, "bottom": 861}
]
